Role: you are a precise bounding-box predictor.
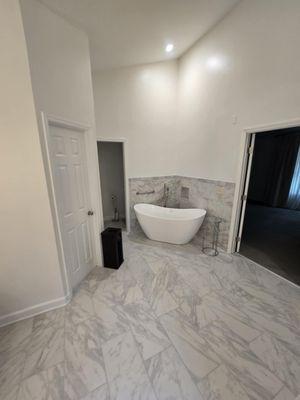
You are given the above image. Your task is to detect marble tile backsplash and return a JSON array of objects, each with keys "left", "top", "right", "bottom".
[
  {"left": 129, "top": 175, "right": 235, "bottom": 250},
  {"left": 179, "top": 177, "right": 235, "bottom": 250},
  {"left": 129, "top": 176, "right": 180, "bottom": 235}
]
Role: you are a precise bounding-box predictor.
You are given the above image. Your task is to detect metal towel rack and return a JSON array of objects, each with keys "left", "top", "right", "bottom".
[{"left": 136, "top": 190, "right": 155, "bottom": 195}]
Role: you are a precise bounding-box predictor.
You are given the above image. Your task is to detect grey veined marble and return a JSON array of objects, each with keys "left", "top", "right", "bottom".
[
  {"left": 179, "top": 176, "right": 235, "bottom": 250},
  {"left": 129, "top": 175, "right": 235, "bottom": 250},
  {"left": 129, "top": 175, "right": 180, "bottom": 236},
  {"left": 0, "top": 233, "right": 299, "bottom": 400}
]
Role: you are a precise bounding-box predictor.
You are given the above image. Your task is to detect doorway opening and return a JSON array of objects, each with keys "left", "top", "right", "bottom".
[
  {"left": 235, "top": 126, "right": 300, "bottom": 285},
  {"left": 97, "top": 140, "right": 128, "bottom": 231}
]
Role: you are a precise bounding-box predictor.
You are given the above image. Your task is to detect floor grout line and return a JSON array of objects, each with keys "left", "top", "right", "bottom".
[{"left": 2, "top": 236, "right": 300, "bottom": 400}]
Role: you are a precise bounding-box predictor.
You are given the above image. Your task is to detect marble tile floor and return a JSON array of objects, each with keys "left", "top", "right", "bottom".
[{"left": 1, "top": 234, "right": 300, "bottom": 400}]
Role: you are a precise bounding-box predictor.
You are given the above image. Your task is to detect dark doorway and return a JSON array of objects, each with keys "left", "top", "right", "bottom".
[
  {"left": 239, "top": 127, "right": 300, "bottom": 285},
  {"left": 97, "top": 141, "right": 127, "bottom": 231}
]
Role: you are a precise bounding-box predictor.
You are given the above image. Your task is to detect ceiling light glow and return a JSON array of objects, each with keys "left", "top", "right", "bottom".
[
  {"left": 165, "top": 43, "right": 174, "bottom": 53},
  {"left": 206, "top": 56, "right": 226, "bottom": 71}
]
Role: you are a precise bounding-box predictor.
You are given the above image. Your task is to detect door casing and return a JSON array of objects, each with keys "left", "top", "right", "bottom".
[
  {"left": 40, "top": 113, "right": 103, "bottom": 298},
  {"left": 229, "top": 118, "right": 300, "bottom": 254}
]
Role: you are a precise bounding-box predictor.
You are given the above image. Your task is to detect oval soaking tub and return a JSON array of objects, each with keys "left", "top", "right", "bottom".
[{"left": 134, "top": 203, "right": 206, "bottom": 245}]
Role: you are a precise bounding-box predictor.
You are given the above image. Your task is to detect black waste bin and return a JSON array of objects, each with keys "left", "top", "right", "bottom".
[{"left": 101, "top": 227, "right": 124, "bottom": 269}]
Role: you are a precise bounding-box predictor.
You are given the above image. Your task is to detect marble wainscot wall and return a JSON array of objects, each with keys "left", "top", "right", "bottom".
[
  {"left": 179, "top": 177, "right": 235, "bottom": 250},
  {"left": 129, "top": 176, "right": 180, "bottom": 235},
  {"left": 129, "top": 175, "right": 235, "bottom": 250}
]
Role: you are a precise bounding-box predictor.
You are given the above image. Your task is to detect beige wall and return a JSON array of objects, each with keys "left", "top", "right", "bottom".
[
  {"left": 0, "top": 0, "right": 103, "bottom": 325},
  {"left": 20, "top": 0, "right": 96, "bottom": 125},
  {"left": 20, "top": 0, "right": 103, "bottom": 279},
  {"left": 0, "top": 0, "right": 64, "bottom": 323},
  {"left": 92, "top": 61, "right": 179, "bottom": 178},
  {"left": 177, "top": 0, "right": 300, "bottom": 182}
]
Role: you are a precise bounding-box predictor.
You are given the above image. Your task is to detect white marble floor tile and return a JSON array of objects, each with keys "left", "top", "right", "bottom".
[
  {"left": 80, "top": 266, "right": 114, "bottom": 295},
  {"left": 64, "top": 318, "right": 106, "bottom": 400},
  {"left": 149, "top": 270, "right": 179, "bottom": 317},
  {"left": 0, "top": 350, "right": 26, "bottom": 400},
  {"left": 127, "top": 251, "right": 179, "bottom": 317},
  {"left": 17, "top": 363, "right": 64, "bottom": 400},
  {"left": 171, "top": 260, "right": 215, "bottom": 298},
  {"left": 273, "top": 386, "right": 297, "bottom": 400},
  {"left": 79, "top": 384, "right": 109, "bottom": 400},
  {"left": 198, "top": 364, "right": 250, "bottom": 400},
  {"left": 142, "top": 254, "right": 170, "bottom": 275},
  {"left": 123, "top": 300, "right": 170, "bottom": 360},
  {"left": 66, "top": 288, "right": 96, "bottom": 325},
  {"left": 231, "top": 279, "right": 300, "bottom": 347},
  {"left": 193, "top": 290, "right": 262, "bottom": 340},
  {"left": 102, "top": 331, "right": 144, "bottom": 382},
  {"left": 126, "top": 253, "right": 156, "bottom": 295},
  {"left": 0, "top": 318, "right": 33, "bottom": 357},
  {"left": 33, "top": 307, "right": 65, "bottom": 330},
  {"left": 212, "top": 253, "right": 255, "bottom": 285},
  {"left": 199, "top": 321, "right": 283, "bottom": 400},
  {"left": 145, "top": 345, "right": 201, "bottom": 400},
  {"left": 92, "top": 295, "right": 129, "bottom": 342},
  {"left": 160, "top": 309, "right": 219, "bottom": 382},
  {"left": 94, "top": 264, "right": 143, "bottom": 306},
  {"left": 250, "top": 333, "right": 300, "bottom": 396},
  {"left": 1, "top": 386, "right": 20, "bottom": 400},
  {"left": 1, "top": 235, "right": 299, "bottom": 400},
  {"left": 22, "top": 324, "right": 64, "bottom": 379},
  {"left": 102, "top": 332, "right": 156, "bottom": 400},
  {"left": 109, "top": 372, "right": 157, "bottom": 400}
]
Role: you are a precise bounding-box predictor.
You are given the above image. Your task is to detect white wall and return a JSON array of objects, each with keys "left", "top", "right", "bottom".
[
  {"left": 93, "top": 0, "right": 300, "bottom": 185},
  {"left": 92, "top": 61, "right": 179, "bottom": 178},
  {"left": 20, "top": 0, "right": 103, "bottom": 278},
  {"left": 177, "top": 0, "right": 300, "bottom": 182},
  {"left": 98, "top": 142, "right": 125, "bottom": 220},
  {"left": 0, "top": 0, "right": 64, "bottom": 324}
]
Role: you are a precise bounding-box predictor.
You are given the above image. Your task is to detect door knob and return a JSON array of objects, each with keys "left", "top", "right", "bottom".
[{"left": 87, "top": 210, "right": 94, "bottom": 216}]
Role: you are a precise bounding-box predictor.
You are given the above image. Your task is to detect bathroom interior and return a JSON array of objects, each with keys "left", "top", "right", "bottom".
[
  {"left": 97, "top": 141, "right": 127, "bottom": 230},
  {"left": 1, "top": 0, "right": 300, "bottom": 399}
]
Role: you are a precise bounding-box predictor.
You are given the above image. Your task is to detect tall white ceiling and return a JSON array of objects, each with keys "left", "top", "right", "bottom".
[{"left": 38, "top": 0, "right": 240, "bottom": 71}]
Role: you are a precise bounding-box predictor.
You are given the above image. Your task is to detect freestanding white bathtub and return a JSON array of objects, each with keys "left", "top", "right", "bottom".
[{"left": 134, "top": 203, "right": 206, "bottom": 245}]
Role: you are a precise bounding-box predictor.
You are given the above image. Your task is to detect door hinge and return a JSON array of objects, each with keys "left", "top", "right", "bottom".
[
  {"left": 236, "top": 236, "right": 241, "bottom": 243},
  {"left": 241, "top": 194, "right": 247, "bottom": 201},
  {"left": 248, "top": 146, "right": 254, "bottom": 155}
]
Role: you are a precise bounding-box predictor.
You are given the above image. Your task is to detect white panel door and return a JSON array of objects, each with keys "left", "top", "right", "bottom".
[{"left": 49, "top": 125, "right": 94, "bottom": 289}]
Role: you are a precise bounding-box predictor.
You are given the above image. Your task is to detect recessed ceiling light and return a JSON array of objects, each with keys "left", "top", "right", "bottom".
[{"left": 165, "top": 43, "right": 174, "bottom": 53}]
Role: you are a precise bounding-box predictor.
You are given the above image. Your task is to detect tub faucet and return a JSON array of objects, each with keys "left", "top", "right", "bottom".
[{"left": 163, "top": 184, "right": 169, "bottom": 207}]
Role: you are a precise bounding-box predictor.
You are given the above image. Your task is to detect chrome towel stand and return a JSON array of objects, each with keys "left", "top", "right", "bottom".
[{"left": 202, "top": 217, "right": 222, "bottom": 256}]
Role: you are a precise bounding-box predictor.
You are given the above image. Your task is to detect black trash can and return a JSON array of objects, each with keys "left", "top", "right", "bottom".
[{"left": 101, "top": 227, "right": 124, "bottom": 269}]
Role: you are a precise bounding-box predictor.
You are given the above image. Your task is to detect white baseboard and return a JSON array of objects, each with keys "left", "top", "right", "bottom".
[{"left": 0, "top": 293, "right": 71, "bottom": 327}]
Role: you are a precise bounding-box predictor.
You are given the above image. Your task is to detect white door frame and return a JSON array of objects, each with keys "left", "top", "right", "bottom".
[
  {"left": 97, "top": 138, "right": 130, "bottom": 233},
  {"left": 40, "top": 113, "right": 102, "bottom": 297},
  {"left": 228, "top": 117, "right": 300, "bottom": 253}
]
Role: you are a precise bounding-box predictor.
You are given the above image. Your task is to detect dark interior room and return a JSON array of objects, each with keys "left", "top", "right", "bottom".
[{"left": 240, "top": 127, "right": 300, "bottom": 285}]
